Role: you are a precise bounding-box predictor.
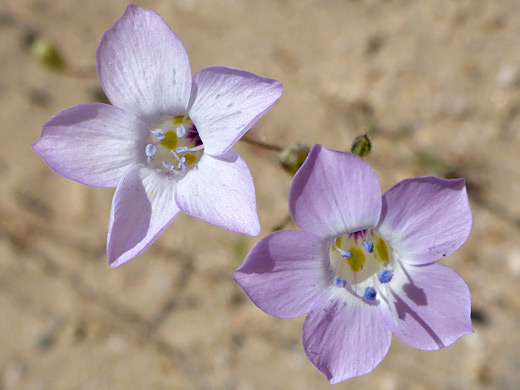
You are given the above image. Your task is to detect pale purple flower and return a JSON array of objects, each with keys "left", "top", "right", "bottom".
[
  {"left": 32, "top": 5, "right": 282, "bottom": 267},
  {"left": 234, "top": 145, "right": 473, "bottom": 384}
]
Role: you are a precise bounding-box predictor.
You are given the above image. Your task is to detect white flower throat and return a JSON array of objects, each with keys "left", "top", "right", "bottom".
[
  {"left": 144, "top": 115, "right": 204, "bottom": 176},
  {"left": 330, "top": 229, "right": 399, "bottom": 322}
]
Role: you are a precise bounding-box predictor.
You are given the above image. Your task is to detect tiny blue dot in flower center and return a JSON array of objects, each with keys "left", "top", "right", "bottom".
[
  {"left": 363, "top": 240, "right": 374, "bottom": 253},
  {"left": 363, "top": 286, "right": 377, "bottom": 302},
  {"left": 378, "top": 269, "right": 393, "bottom": 284},
  {"left": 334, "top": 276, "right": 347, "bottom": 288}
]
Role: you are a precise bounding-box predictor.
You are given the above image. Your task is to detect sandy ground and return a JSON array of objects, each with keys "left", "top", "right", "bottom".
[{"left": 1, "top": 0, "right": 520, "bottom": 389}]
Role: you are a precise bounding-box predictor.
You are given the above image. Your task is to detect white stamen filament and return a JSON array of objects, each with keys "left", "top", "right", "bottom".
[
  {"left": 171, "top": 151, "right": 183, "bottom": 164},
  {"left": 188, "top": 145, "right": 204, "bottom": 152}
]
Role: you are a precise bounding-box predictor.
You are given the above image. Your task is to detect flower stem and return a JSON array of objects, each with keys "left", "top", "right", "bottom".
[{"left": 240, "top": 135, "right": 284, "bottom": 152}]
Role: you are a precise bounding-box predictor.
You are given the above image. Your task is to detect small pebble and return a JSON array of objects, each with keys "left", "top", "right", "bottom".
[{"left": 497, "top": 64, "right": 519, "bottom": 88}]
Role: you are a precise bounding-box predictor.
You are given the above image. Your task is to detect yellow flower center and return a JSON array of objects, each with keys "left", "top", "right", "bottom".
[
  {"left": 144, "top": 115, "right": 203, "bottom": 175},
  {"left": 330, "top": 229, "right": 393, "bottom": 303}
]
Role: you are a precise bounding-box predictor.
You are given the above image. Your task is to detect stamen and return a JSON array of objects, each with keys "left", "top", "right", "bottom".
[
  {"left": 332, "top": 241, "right": 352, "bottom": 257},
  {"left": 378, "top": 269, "right": 393, "bottom": 284},
  {"left": 176, "top": 124, "right": 186, "bottom": 138},
  {"left": 363, "top": 286, "right": 377, "bottom": 302},
  {"left": 145, "top": 143, "right": 157, "bottom": 157},
  {"left": 170, "top": 151, "right": 187, "bottom": 173},
  {"left": 162, "top": 161, "right": 174, "bottom": 171},
  {"left": 188, "top": 145, "right": 204, "bottom": 152},
  {"left": 175, "top": 146, "right": 188, "bottom": 154},
  {"left": 363, "top": 240, "right": 374, "bottom": 253},
  {"left": 334, "top": 277, "right": 346, "bottom": 288},
  {"left": 152, "top": 129, "right": 165, "bottom": 140},
  {"left": 171, "top": 150, "right": 183, "bottom": 163}
]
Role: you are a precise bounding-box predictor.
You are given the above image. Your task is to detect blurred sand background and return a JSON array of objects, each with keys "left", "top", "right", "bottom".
[{"left": 1, "top": 0, "right": 520, "bottom": 389}]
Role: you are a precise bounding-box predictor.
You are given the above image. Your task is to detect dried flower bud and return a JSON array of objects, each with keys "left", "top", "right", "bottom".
[
  {"left": 350, "top": 134, "right": 371, "bottom": 157},
  {"left": 279, "top": 142, "right": 311, "bottom": 175},
  {"left": 30, "top": 38, "right": 66, "bottom": 72}
]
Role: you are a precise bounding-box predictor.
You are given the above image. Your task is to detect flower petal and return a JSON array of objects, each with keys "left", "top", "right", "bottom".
[
  {"left": 378, "top": 177, "right": 472, "bottom": 265},
  {"left": 233, "top": 230, "right": 330, "bottom": 318},
  {"left": 32, "top": 103, "right": 145, "bottom": 188},
  {"left": 378, "top": 262, "right": 473, "bottom": 350},
  {"left": 174, "top": 150, "right": 260, "bottom": 235},
  {"left": 96, "top": 4, "right": 192, "bottom": 122},
  {"left": 107, "top": 164, "right": 180, "bottom": 267},
  {"left": 303, "top": 288, "right": 392, "bottom": 384},
  {"left": 290, "top": 145, "right": 382, "bottom": 239},
  {"left": 188, "top": 66, "right": 283, "bottom": 156}
]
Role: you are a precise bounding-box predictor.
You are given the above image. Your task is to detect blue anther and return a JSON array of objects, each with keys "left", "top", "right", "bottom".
[
  {"left": 145, "top": 143, "right": 157, "bottom": 157},
  {"left": 378, "top": 269, "right": 393, "bottom": 284},
  {"left": 363, "top": 240, "right": 374, "bottom": 253},
  {"left": 340, "top": 250, "right": 353, "bottom": 258},
  {"left": 152, "top": 129, "right": 165, "bottom": 140},
  {"left": 363, "top": 286, "right": 377, "bottom": 302},
  {"left": 176, "top": 125, "right": 186, "bottom": 137},
  {"left": 176, "top": 146, "right": 188, "bottom": 154},
  {"left": 334, "top": 277, "right": 346, "bottom": 288},
  {"left": 162, "top": 161, "right": 174, "bottom": 171}
]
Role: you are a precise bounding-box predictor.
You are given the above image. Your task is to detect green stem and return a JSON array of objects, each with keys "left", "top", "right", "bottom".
[{"left": 240, "top": 135, "right": 284, "bottom": 152}]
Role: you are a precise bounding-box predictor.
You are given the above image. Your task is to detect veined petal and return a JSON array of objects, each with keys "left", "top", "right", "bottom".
[
  {"left": 233, "top": 230, "right": 330, "bottom": 318},
  {"left": 303, "top": 288, "right": 392, "bottom": 384},
  {"left": 189, "top": 66, "right": 282, "bottom": 156},
  {"left": 378, "top": 177, "right": 472, "bottom": 265},
  {"left": 174, "top": 150, "right": 260, "bottom": 235},
  {"left": 97, "top": 5, "right": 192, "bottom": 122},
  {"left": 290, "top": 145, "right": 382, "bottom": 239},
  {"left": 378, "top": 262, "right": 473, "bottom": 350},
  {"left": 32, "top": 103, "right": 144, "bottom": 188},
  {"left": 107, "top": 164, "right": 180, "bottom": 267}
]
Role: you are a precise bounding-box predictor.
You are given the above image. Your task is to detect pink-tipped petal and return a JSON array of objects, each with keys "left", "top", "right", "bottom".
[
  {"left": 97, "top": 5, "right": 192, "bottom": 122},
  {"left": 189, "top": 66, "right": 283, "bottom": 156},
  {"left": 233, "top": 230, "right": 330, "bottom": 318},
  {"left": 303, "top": 289, "right": 392, "bottom": 384},
  {"left": 107, "top": 164, "right": 180, "bottom": 267},
  {"left": 378, "top": 177, "right": 472, "bottom": 265},
  {"left": 378, "top": 262, "right": 473, "bottom": 350},
  {"left": 174, "top": 150, "right": 260, "bottom": 235},
  {"left": 290, "top": 145, "right": 382, "bottom": 239},
  {"left": 32, "top": 103, "right": 145, "bottom": 188}
]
